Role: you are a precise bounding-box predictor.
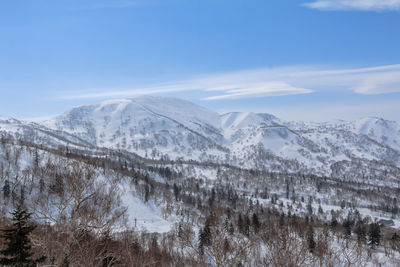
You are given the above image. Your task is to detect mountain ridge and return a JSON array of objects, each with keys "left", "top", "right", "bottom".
[{"left": 2, "top": 96, "right": 399, "bottom": 176}]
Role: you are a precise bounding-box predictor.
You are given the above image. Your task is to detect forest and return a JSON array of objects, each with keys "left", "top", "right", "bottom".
[{"left": 0, "top": 133, "right": 399, "bottom": 266}]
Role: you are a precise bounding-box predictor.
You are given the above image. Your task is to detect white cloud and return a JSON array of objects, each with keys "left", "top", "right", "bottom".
[
  {"left": 353, "top": 71, "right": 400, "bottom": 94},
  {"left": 58, "top": 64, "right": 400, "bottom": 101},
  {"left": 303, "top": 0, "right": 400, "bottom": 11},
  {"left": 59, "top": 84, "right": 189, "bottom": 100},
  {"left": 58, "top": 73, "right": 314, "bottom": 100},
  {"left": 281, "top": 64, "right": 400, "bottom": 95},
  {"left": 203, "top": 82, "right": 312, "bottom": 100},
  {"left": 198, "top": 64, "right": 400, "bottom": 97}
]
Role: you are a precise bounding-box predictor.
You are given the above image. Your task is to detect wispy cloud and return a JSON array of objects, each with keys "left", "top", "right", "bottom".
[
  {"left": 58, "top": 64, "right": 400, "bottom": 101},
  {"left": 58, "top": 82, "right": 207, "bottom": 100},
  {"left": 203, "top": 82, "right": 311, "bottom": 100},
  {"left": 303, "top": 0, "right": 400, "bottom": 11},
  {"left": 58, "top": 71, "right": 314, "bottom": 100}
]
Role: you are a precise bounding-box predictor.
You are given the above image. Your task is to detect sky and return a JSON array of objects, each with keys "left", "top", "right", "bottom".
[{"left": 1, "top": 0, "right": 400, "bottom": 122}]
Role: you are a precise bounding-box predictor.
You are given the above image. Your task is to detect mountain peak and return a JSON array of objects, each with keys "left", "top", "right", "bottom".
[
  {"left": 221, "top": 111, "right": 279, "bottom": 130},
  {"left": 43, "top": 96, "right": 225, "bottom": 155}
]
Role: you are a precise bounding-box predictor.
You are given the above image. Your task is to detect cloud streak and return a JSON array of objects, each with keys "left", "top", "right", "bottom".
[
  {"left": 203, "top": 82, "right": 312, "bottom": 100},
  {"left": 303, "top": 0, "right": 400, "bottom": 11},
  {"left": 58, "top": 64, "right": 400, "bottom": 101},
  {"left": 58, "top": 72, "right": 314, "bottom": 101}
]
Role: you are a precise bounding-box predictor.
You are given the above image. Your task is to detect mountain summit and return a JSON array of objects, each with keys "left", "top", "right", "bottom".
[{"left": 38, "top": 96, "right": 400, "bottom": 175}]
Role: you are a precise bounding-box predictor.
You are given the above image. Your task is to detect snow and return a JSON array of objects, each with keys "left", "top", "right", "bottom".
[
  {"left": 132, "top": 95, "right": 222, "bottom": 130},
  {"left": 120, "top": 180, "right": 172, "bottom": 233},
  {"left": 353, "top": 117, "right": 400, "bottom": 151},
  {"left": 2, "top": 97, "right": 400, "bottom": 263},
  {"left": 4, "top": 95, "right": 400, "bottom": 176}
]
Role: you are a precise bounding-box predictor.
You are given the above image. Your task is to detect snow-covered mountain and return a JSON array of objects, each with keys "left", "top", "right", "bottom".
[
  {"left": 2, "top": 99, "right": 399, "bottom": 265},
  {"left": 44, "top": 96, "right": 226, "bottom": 160},
  {"left": 288, "top": 118, "right": 400, "bottom": 169},
  {"left": 0, "top": 115, "right": 92, "bottom": 149},
  {"left": 16, "top": 95, "right": 400, "bottom": 176}
]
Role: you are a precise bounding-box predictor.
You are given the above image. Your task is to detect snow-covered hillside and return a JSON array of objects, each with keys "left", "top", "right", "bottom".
[
  {"left": 1, "top": 99, "right": 400, "bottom": 265},
  {"left": 0, "top": 115, "right": 92, "bottom": 149},
  {"left": 44, "top": 96, "right": 226, "bottom": 161},
  {"left": 39, "top": 96, "right": 400, "bottom": 176}
]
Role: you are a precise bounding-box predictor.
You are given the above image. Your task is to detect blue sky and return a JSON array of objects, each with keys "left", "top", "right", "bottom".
[{"left": 1, "top": 0, "right": 400, "bottom": 122}]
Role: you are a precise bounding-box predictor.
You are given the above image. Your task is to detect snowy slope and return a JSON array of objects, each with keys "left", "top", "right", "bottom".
[
  {"left": 120, "top": 183, "right": 172, "bottom": 233},
  {"left": 0, "top": 115, "right": 92, "bottom": 149},
  {"left": 44, "top": 96, "right": 226, "bottom": 160},
  {"left": 221, "top": 112, "right": 280, "bottom": 141},
  {"left": 220, "top": 112, "right": 314, "bottom": 168},
  {"left": 289, "top": 118, "right": 400, "bottom": 166},
  {"left": 353, "top": 117, "right": 400, "bottom": 151},
  {"left": 27, "top": 96, "right": 400, "bottom": 175},
  {"left": 0, "top": 138, "right": 173, "bottom": 233}
]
